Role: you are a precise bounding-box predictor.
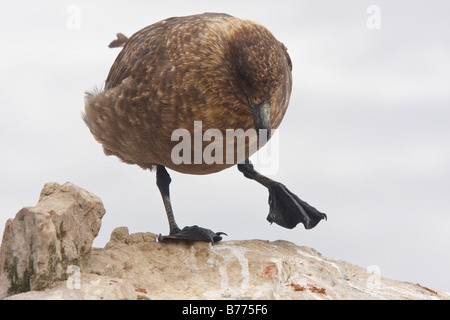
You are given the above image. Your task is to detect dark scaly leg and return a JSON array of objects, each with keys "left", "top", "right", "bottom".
[
  {"left": 238, "top": 160, "right": 327, "bottom": 230},
  {"left": 156, "top": 165, "right": 226, "bottom": 244},
  {"left": 156, "top": 165, "right": 181, "bottom": 234}
]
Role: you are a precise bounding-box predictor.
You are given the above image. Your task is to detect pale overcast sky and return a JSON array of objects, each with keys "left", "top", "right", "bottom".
[{"left": 1, "top": 0, "right": 449, "bottom": 293}]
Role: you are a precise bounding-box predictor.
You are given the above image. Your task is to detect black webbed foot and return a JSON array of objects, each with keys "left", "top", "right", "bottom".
[
  {"left": 267, "top": 182, "right": 327, "bottom": 229},
  {"left": 158, "top": 225, "right": 227, "bottom": 244}
]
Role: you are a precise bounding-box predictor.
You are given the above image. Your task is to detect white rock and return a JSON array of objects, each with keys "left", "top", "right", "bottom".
[
  {"left": 80, "top": 228, "right": 449, "bottom": 300},
  {"left": 1, "top": 183, "right": 449, "bottom": 300},
  {"left": 4, "top": 274, "right": 136, "bottom": 300},
  {"left": 0, "top": 182, "right": 105, "bottom": 297}
]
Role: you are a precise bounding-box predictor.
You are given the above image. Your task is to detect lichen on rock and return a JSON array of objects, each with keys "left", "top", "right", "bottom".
[{"left": 0, "top": 182, "right": 105, "bottom": 297}]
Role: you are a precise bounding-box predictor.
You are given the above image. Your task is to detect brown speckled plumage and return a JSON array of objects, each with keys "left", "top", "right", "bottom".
[
  {"left": 84, "top": 13, "right": 326, "bottom": 241},
  {"left": 83, "top": 13, "right": 292, "bottom": 174}
]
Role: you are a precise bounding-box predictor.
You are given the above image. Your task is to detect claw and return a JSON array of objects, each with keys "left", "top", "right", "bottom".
[{"left": 267, "top": 182, "right": 327, "bottom": 229}]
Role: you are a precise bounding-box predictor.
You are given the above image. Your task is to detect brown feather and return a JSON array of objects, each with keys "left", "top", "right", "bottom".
[
  {"left": 108, "top": 33, "right": 129, "bottom": 48},
  {"left": 84, "top": 13, "right": 292, "bottom": 174}
]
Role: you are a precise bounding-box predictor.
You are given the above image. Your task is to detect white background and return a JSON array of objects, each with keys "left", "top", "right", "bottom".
[{"left": 1, "top": 0, "right": 449, "bottom": 293}]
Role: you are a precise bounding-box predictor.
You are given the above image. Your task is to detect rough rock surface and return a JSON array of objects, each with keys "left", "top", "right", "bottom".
[
  {"left": 1, "top": 183, "right": 449, "bottom": 300},
  {"left": 4, "top": 227, "right": 450, "bottom": 300},
  {"left": 0, "top": 182, "right": 105, "bottom": 297},
  {"left": 5, "top": 274, "right": 136, "bottom": 300},
  {"left": 79, "top": 227, "right": 449, "bottom": 300}
]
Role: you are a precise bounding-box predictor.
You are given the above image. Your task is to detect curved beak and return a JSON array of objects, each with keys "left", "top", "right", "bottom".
[{"left": 249, "top": 100, "right": 271, "bottom": 145}]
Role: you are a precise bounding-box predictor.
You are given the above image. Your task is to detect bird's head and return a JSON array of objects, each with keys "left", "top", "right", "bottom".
[{"left": 226, "top": 20, "right": 293, "bottom": 145}]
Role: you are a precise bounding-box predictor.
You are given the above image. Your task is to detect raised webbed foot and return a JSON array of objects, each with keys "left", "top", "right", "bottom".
[{"left": 267, "top": 182, "right": 327, "bottom": 229}]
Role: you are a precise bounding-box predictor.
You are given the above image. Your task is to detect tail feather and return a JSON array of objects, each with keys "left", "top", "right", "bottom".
[
  {"left": 83, "top": 87, "right": 122, "bottom": 159},
  {"left": 82, "top": 77, "right": 145, "bottom": 164},
  {"left": 108, "top": 33, "right": 129, "bottom": 48}
]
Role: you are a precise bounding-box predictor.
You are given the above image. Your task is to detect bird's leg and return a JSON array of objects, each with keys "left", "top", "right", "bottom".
[
  {"left": 156, "top": 165, "right": 226, "bottom": 244},
  {"left": 238, "top": 159, "right": 327, "bottom": 230},
  {"left": 156, "top": 165, "right": 181, "bottom": 234}
]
